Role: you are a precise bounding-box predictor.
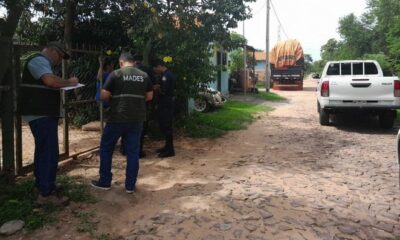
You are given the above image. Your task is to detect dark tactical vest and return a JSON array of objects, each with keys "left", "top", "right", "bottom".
[
  {"left": 18, "top": 53, "right": 61, "bottom": 117},
  {"left": 108, "top": 66, "right": 149, "bottom": 123}
]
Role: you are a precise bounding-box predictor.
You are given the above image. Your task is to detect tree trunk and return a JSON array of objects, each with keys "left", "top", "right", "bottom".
[
  {"left": 63, "top": 0, "right": 76, "bottom": 55},
  {"left": 0, "top": 4, "right": 25, "bottom": 85}
]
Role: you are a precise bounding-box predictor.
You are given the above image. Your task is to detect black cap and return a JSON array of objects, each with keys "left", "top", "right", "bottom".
[{"left": 47, "top": 41, "right": 70, "bottom": 60}]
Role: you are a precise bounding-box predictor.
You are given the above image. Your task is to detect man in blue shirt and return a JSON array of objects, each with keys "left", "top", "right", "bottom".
[
  {"left": 96, "top": 56, "right": 114, "bottom": 108},
  {"left": 18, "top": 42, "right": 79, "bottom": 205}
]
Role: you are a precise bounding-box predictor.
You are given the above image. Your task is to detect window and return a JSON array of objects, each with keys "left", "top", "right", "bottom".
[
  {"left": 353, "top": 62, "right": 363, "bottom": 75},
  {"left": 365, "top": 62, "right": 378, "bottom": 75},
  {"left": 216, "top": 51, "right": 222, "bottom": 65},
  {"left": 326, "top": 63, "right": 340, "bottom": 75},
  {"left": 341, "top": 63, "right": 351, "bottom": 75},
  {"left": 222, "top": 53, "right": 227, "bottom": 65}
]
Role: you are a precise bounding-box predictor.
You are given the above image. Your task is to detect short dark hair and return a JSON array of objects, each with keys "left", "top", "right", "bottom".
[
  {"left": 133, "top": 53, "right": 143, "bottom": 62},
  {"left": 151, "top": 58, "right": 165, "bottom": 67},
  {"left": 119, "top": 52, "right": 134, "bottom": 62},
  {"left": 102, "top": 57, "right": 114, "bottom": 70}
]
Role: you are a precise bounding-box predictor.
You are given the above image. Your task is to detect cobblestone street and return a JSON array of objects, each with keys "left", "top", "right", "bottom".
[{"left": 14, "top": 78, "right": 400, "bottom": 240}]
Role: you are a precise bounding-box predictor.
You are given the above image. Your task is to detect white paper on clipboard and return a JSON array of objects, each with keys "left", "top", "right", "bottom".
[{"left": 61, "top": 83, "right": 85, "bottom": 91}]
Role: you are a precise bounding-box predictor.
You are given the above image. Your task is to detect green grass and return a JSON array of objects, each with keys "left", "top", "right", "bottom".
[
  {"left": 184, "top": 100, "right": 272, "bottom": 138},
  {"left": 256, "top": 92, "right": 286, "bottom": 101},
  {"left": 256, "top": 81, "right": 266, "bottom": 89},
  {"left": 0, "top": 175, "right": 94, "bottom": 231}
]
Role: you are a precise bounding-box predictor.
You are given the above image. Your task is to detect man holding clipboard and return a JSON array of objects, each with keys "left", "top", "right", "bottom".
[{"left": 18, "top": 42, "right": 79, "bottom": 205}]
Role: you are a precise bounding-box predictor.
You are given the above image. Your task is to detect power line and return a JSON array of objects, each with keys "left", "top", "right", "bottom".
[
  {"left": 252, "top": 1, "right": 267, "bottom": 16},
  {"left": 270, "top": 0, "right": 289, "bottom": 39}
]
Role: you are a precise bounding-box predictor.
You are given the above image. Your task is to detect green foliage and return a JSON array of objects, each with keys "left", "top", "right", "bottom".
[
  {"left": 12, "top": 0, "right": 256, "bottom": 118},
  {"left": 387, "top": 16, "right": 400, "bottom": 75},
  {"left": 362, "top": 53, "right": 394, "bottom": 75},
  {"left": 229, "top": 48, "right": 244, "bottom": 73},
  {"left": 318, "top": 0, "right": 400, "bottom": 76},
  {"left": 310, "top": 60, "right": 327, "bottom": 75},
  {"left": 184, "top": 101, "right": 272, "bottom": 138},
  {"left": 0, "top": 176, "right": 94, "bottom": 231}
]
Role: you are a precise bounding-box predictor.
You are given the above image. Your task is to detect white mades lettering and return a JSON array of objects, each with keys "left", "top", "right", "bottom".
[{"left": 123, "top": 75, "right": 144, "bottom": 82}]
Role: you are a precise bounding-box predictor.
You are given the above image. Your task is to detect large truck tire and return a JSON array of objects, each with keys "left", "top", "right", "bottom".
[
  {"left": 319, "top": 108, "right": 330, "bottom": 126},
  {"left": 379, "top": 110, "right": 395, "bottom": 129}
]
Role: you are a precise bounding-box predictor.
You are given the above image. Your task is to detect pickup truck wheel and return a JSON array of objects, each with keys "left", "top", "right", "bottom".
[
  {"left": 379, "top": 110, "right": 395, "bottom": 129},
  {"left": 319, "top": 109, "right": 330, "bottom": 126}
]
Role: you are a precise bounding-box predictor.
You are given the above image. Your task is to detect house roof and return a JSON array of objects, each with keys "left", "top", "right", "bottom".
[{"left": 255, "top": 51, "right": 266, "bottom": 61}]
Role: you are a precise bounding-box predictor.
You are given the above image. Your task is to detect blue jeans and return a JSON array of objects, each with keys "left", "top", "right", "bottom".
[
  {"left": 29, "top": 117, "right": 59, "bottom": 196},
  {"left": 99, "top": 122, "right": 143, "bottom": 189}
]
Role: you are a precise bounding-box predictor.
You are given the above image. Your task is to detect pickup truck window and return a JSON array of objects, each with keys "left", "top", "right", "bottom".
[
  {"left": 353, "top": 62, "right": 363, "bottom": 75},
  {"left": 327, "top": 63, "right": 340, "bottom": 75},
  {"left": 365, "top": 62, "right": 378, "bottom": 75},
  {"left": 341, "top": 63, "right": 351, "bottom": 75}
]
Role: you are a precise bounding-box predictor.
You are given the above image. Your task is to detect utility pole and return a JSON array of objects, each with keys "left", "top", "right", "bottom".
[
  {"left": 265, "top": 0, "right": 271, "bottom": 92},
  {"left": 243, "top": 21, "right": 247, "bottom": 96}
]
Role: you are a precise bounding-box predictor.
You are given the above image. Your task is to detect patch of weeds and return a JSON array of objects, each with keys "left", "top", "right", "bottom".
[
  {"left": 56, "top": 176, "right": 96, "bottom": 203},
  {"left": 75, "top": 211, "right": 97, "bottom": 235},
  {"left": 74, "top": 211, "right": 108, "bottom": 239},
  {"left": 0, "top": 178, "right": 57, "bottom": 231},
  {"left": 0, "top": 175, "right": 94, "bottom": 232},
  {"left": 256, "top": 91, "right": 286, "bottom": 101},
  {"left": 184, "top": 101, "right": 272, "bottom": 138},
  {"left": 96, "top": 234, "right": 111, "bottom": 240}
]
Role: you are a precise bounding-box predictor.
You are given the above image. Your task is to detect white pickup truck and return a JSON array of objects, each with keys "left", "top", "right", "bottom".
[{"left": 315, "top": 60, "right": 400, "bottom": 128}]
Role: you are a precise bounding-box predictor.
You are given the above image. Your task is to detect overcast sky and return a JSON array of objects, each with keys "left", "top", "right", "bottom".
[{"left": 234, "top": 0, "right": 368, "bottom": 60}]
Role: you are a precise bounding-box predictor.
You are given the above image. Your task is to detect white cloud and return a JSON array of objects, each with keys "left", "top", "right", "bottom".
[{"left": 234, "top": 0, "right": 367, "bottom": 60}]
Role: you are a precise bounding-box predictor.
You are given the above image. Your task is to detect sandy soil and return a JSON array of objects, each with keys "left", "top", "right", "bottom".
[{"left": 6, "top": 78, "right": 400, "bottom": 240}]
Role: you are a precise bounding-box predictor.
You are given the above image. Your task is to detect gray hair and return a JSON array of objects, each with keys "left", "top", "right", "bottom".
[{"left": 119, "top": 52, "right": 134, "bottom": 62}]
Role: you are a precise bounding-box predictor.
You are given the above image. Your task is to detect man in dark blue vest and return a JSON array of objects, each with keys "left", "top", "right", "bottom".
[
  {"left": 18, "top": 42, "right": 79, "bottom": 205},
  {"left": 91, "top": 52, "right": 153, "bottom": 193},
  {"left": 153, "top": 59, "right": 176, "bottom": 158}
]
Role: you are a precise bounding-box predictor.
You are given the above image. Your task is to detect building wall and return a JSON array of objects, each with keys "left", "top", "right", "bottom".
[{"left": 255, "top": 61, "right": 266, "bottom": 71}]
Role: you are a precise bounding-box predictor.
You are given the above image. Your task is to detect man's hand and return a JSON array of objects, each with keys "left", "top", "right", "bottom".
[
  {"left": 98, "top": 55, "right": 104, "bottom": 65},
  {"left": 68, "top": 77, "right": 79, "bottom": 86}
]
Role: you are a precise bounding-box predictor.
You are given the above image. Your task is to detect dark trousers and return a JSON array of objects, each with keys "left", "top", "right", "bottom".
[
  {"left": 29, "top": 117, "right": 59, "bottom": 197},
  {"left": 158, "top": 98, "right": 174, "bottom": 136},
  {"left": 139, "top": 120, "right": 149, "bottom": 152},
  {"left": 99, "top": 122, "right": 142, "bottom": 189},
  {"left": 157, "top": 97, "right": 174, "bottom": 151}
]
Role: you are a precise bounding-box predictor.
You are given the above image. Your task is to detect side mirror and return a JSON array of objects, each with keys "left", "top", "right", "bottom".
[{"left": 312, "top": 73, "right": 320, "bottom": 79}]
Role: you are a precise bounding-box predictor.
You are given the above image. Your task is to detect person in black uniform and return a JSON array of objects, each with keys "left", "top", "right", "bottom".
[
  {"left": 133, "top": 53, "right": 155, "bottom": 158},
  {"left": 152, "top": 59, "right": 176, "bottom": 158}
]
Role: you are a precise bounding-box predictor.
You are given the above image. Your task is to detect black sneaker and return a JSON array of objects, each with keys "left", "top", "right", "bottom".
[
  {"left": 158, "top": 150, "right": 175, "bottom": 158},
  {"left": 125, "top": 187, "right": 135, "bottom": 194},
  {"left": 156, "top": 147, "right": 166, "bottom": 153},
  {"left": 90, "top": 180, "right": 111, "bottom": 191}
]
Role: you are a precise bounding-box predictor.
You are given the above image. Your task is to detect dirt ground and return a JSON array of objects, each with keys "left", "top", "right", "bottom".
[{"left": 7, "top": 78, "right": 400, "bottom": 240}]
